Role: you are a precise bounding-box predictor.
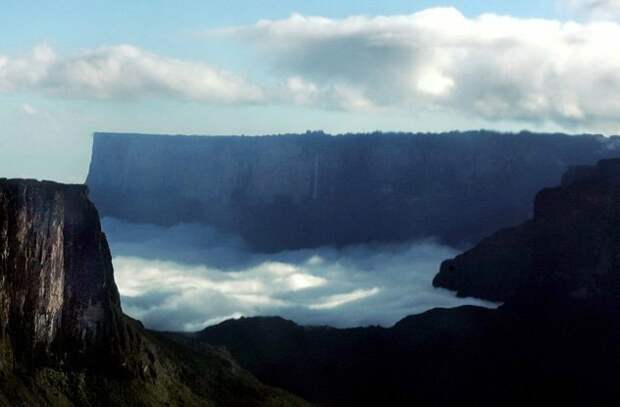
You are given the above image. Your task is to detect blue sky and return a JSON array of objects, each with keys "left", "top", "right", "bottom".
[
  {"left": 1, "top": 0, "right": 618, "bottom": 182},
  {"left": 0, "top": 1, "right": 556, "bottom": 48}
]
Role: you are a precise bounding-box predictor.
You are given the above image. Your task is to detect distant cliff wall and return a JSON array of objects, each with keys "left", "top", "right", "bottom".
[{"left": 87, "top": 131, "right": 619, "bottom": 251}]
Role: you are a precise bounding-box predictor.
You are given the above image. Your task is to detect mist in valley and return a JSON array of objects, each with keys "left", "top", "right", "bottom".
[{"left": 102, "top": 217, "right": 497, "bottom": 331}]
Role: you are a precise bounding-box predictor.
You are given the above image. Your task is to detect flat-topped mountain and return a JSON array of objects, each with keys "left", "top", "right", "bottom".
[
  {"left": 0, "top": 179, "right": 306, "bottom": 406},
  {"left": 87, "top": 131, "right": 619, "bottom": 251},
  {"left": 434, "top": 158, "right": 620, "bottom": 303}
]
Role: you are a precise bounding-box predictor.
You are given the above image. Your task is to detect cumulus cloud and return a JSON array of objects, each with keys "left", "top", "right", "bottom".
[
  {"left": 102, "top": 218, "right": 497, "bottom": 331},
  {"left": 282, "top": 76, "right": 376, "bottom": 111},
  {"left": 0, "top": 44, "right": 263, "bottom": 103},
  {"left": 4, "top": 9, "right": 620, "bottom": 131},
  {"left": 225, "top": 8, "right": 620, "bottom": 129},
  {"left": 562, "top": 0, "right": 620, "bottom": 19}
]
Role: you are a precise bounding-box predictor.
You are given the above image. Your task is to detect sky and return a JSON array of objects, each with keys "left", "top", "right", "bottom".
[{"left": 2, "top": 0, "right": 620, "bottom": 182}]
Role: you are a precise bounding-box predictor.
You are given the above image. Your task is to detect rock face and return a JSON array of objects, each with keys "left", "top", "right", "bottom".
[
  {"left": 433, "top": 158, "right": 620, "bottom": 302},
  {"left": 87, "top": 131, "right": 618, "bottom": 251},
  {"left": 0, "top": 179, "right": 307, "bottom": 407},
  {"left": 0, "top": 179, "right": 122, "bottom": 368}
]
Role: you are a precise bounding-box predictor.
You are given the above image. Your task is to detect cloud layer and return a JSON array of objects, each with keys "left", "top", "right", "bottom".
[
  {"left": 563, "top": 0, "right": 620, "bottom": 19},
  {"left": 228, "top": 8, "right": 620, "bottom": 129},
  {"left": 0, "top": 44, "right": 263, "bottom": 103},
  {"left": 102, "top": 218, "right": 497, "bottom": 331},
  {"left": 2, "top": 7, "right": 620, "bottom": 132}
]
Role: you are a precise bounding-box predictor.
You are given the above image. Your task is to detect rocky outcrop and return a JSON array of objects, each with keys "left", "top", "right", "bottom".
[
  {"left": 87, "top": 131, "right": 619, "bottom": 251},
  {"left": 0, "top": 179, "right": 307, "bottom": 406},
  {"left": 433, "top": 158, "right": 620, "bottom": 303}
]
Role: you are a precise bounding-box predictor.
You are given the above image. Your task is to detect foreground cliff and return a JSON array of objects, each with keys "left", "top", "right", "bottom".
[
  {"left": 87, "top": 131, "right": 619, "bottom": 251},
  {"left": 0, "top": 179, "right": 305, "bottom": 406},
  {"left": 434, "top": 158, "right": 620, "bottom": 302},
  {"left": 0, "top": 179, "right": 124, "bottom": 370}
]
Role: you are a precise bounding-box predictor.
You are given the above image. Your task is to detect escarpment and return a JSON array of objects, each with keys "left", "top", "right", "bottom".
[
  {"left": 87, "top": 131, "right": 619, "bottom": 251},
  {"left": 0, "top": 179, "right": 123, "bottom": 368},
  {"left": 434, "top": 158, "right": 620, "bottom": 303},
  {"left": 0, "top": 179, "right": 307, "bottom": 407}
]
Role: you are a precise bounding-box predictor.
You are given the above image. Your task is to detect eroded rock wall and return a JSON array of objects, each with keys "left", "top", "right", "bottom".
[
  {"left": 87, "top": 131, "right": 619, "bottom": 251},
  {"left": 0, "top": 179, "right": 124, "bottom": 368}
]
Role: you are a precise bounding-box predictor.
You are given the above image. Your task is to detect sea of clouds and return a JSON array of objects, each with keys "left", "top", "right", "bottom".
[{"left": 102, "top": 218, "right": 497, "bottom": 331}]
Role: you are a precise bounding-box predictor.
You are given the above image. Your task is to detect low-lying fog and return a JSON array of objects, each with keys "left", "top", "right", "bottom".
[{"left": 102, "top": 218, "right": 498, "bottom": 331}]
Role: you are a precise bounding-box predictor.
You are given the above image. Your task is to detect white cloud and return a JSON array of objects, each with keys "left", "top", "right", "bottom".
[
  {"left": 6, "top": 8, "right": 619, "bottom": 131},
  {"left": 0, "top": 44, "right": 264, "bottom": 103},
  {"left": 309, "top": 287, "right": 380, "bottom": 310},
  {"left": 104, "top": 218, "right": 497, "bottom": 331},
  {"left": 227, "top": 8, "right": 620, "bottom": 130},
  {"left": 282, "top": 76, "right": 376, "bottom": 111},
  {"left": 0, "top": 45, "right": 53, "bottom": 92},
  {"left": 21, "top": 103, "right": 38, "bottom": 116},
  {"left": 562, "top": 0, "right": 620, "bottom": 19}
]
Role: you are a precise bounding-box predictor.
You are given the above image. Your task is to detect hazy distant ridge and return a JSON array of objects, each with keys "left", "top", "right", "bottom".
[{"left": 87, "top": 130, "right": 619, "bottom": 251}]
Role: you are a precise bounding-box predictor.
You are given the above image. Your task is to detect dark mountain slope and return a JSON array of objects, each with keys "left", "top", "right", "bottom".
[
  {"left": 184, "top": 160, "right": 620, "bottom": 406},
  {"left": 434, "top": 158, "right": 620, "bottom": 302},
  {"left": 191, "top": 304, "right": 619, "bottom": 406}
]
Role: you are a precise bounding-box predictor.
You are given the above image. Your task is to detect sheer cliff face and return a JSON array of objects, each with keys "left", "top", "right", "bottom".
[
  {"left": 0, "top": 179, "right": 308, "bottom": 406},
  {"left": 87, "top": 131, "right": 618, "bottom": 251},
  {"left": 0, "top": 179, "right": 122, "bottom": 366},
  {"left": 434, "top": 158, "right": 620, "bottom": 303}
]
